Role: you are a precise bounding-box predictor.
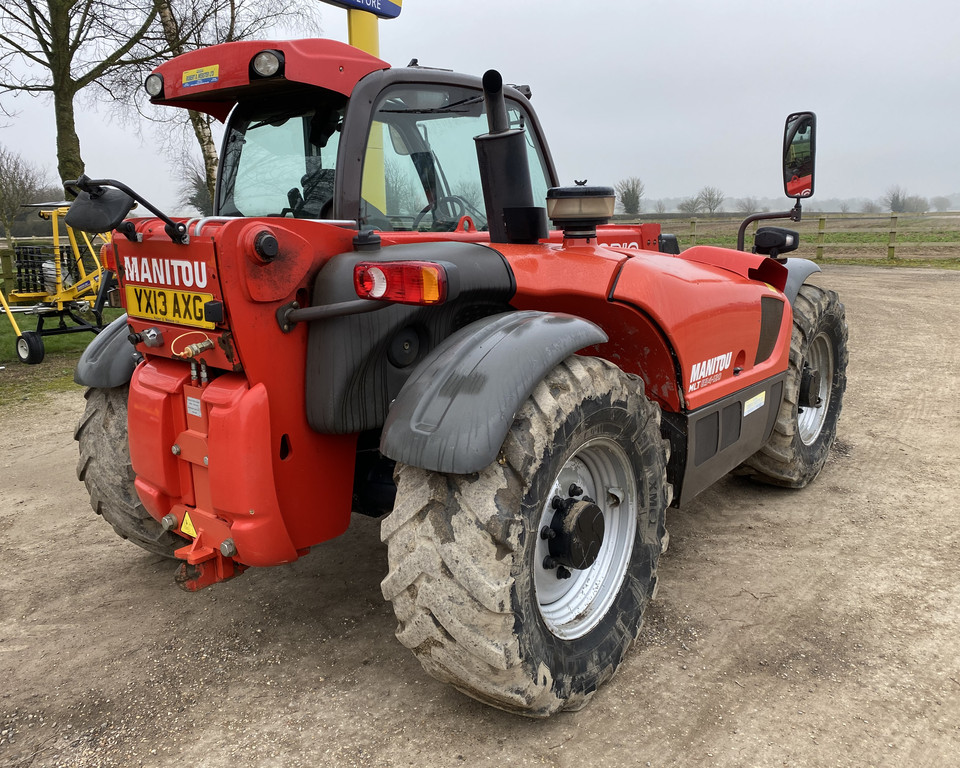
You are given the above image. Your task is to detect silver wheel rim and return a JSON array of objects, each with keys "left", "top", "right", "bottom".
[
  {"left": 16, "top": 337, "right": 28, "bottom": 359},
  {"left": 798, "top": 331, "right": 834, "bottom": 445},
  {"left": 534, "top": 437, "right": 637, "bottom": 640}
]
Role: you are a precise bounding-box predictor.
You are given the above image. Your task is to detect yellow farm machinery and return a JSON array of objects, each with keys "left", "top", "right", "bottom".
[{"left": 0, "top": 204, "right": 115, "bottom": 364}]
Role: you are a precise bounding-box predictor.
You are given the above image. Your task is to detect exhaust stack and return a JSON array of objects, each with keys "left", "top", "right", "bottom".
[{"left": 474, "top": 70, "right": 547, "bottom": 244}]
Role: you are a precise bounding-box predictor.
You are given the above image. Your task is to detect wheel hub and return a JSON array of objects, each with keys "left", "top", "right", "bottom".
[
  {"left": 542, "top": 494, "right": 605, "bottom": 572},
  {"left": 798, "top": 364, "right": 822, "bottom": 408},
  {"left": 534, "top": 438, "right": 637, "bottom": 640}
]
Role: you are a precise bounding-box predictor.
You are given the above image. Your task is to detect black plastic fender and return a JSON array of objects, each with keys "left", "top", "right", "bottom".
[
  {"left": 783, "top": 258, "right": 822, "bottom": 304},
  {"left": 380, "top": 310, "right": 608, "bottom": 475},
  {"left": 74, "top": 314, "right": 139, "bottom": 388}
]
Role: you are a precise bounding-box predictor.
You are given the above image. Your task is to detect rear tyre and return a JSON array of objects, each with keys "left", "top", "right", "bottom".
[
  {"left": 75, "top": 386, "right": 181, "bottom": 558},
  {"left": 380, "top": 356, "right": 668, "bottom": 716},
  {"left": 740, "top": 283, "right": 848, "bottom": 487},
  {"left": 16, "top": 332, "right": 44, "bottom": 364}
]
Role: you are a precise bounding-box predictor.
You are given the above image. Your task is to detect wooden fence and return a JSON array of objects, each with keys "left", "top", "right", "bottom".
[{"left": 666, "top": 212, "right": 960, "bottom": 262}]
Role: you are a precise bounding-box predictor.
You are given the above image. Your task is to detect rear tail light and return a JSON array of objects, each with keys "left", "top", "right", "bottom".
[
  {"left": 99, "top": 243, "right": 116, "bottom": 271},
  {"left": 354, "top": 261, "right": 447, "bottom": 305}
]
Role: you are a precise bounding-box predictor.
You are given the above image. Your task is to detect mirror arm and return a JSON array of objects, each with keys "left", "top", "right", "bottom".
[
  {"left": 65, "top": 174, "right": 188, "bottom": 244},
  {"left": 736, "top": 200, "right": 803, "bottom": 251}
]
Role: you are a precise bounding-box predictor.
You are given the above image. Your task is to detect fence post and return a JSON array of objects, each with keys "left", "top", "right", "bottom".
[
  {"left": 888, "top": 214, "right": 898, "bottom": 259},
  {"left": 817, "top": 217, "right": 826, "bottom": 261},
  {"left": 1, "top": 246, "right": 14, "bottom": 295},
  {"left": 689, "top": 218, "right": 697, "bottom": 246}
]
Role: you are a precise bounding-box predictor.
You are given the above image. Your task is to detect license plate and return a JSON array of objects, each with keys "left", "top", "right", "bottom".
[{"left": 125, "top": 285, "right": 216, "bottom": 329}]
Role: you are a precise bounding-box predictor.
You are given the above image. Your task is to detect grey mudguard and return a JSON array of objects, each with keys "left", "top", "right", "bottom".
[
  {"left": 74, "top": 314, "right": 138, "bottom": 388},
  {"left": 783, "top": 258, "right": 822, "bottom": 304},
  {"left": 380, "top": 311, "right": 607, "bottom": 475}
]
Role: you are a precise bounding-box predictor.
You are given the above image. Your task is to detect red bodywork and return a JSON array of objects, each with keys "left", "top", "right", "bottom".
[{"left": 118, "top": 39, "right": 794, "bottom": 588}]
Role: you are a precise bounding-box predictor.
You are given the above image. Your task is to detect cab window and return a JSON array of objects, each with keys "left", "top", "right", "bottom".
[{"left": 361, "top": 84, "right": 550, "bottom": 231}]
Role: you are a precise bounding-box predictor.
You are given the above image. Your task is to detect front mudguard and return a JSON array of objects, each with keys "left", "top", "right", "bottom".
[
  {"left": 380, "top": 311, "right": 608, "bottom": 475},
  {"left": 783, "top": 258, "right": 822, "bottom": 304},
  {"left": 74, "top": 314, "right": 139, "bottom": 388}
]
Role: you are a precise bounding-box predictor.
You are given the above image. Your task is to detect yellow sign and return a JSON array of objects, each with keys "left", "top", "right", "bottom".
[
  {"left": 182, "top": 65, "right": 219, "bottom": 88},
  {"left": 180, "top": 511, "right": 198, "bottom": 538},
  {"left": 125, "top": 285, "right": 215, "bottom": 329}
]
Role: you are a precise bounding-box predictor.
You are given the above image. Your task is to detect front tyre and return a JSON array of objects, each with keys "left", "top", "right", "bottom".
[
  {"left": 741, "top": 283, "right": 848, "bottom": 487},
  {"left": 380, "top": 356, "right": 668, "bottom": 716}
]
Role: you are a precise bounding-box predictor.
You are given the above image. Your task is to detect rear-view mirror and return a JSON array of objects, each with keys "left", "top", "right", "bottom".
[{"left": 783, "top": 112, "right": 816, "bottom": 199}]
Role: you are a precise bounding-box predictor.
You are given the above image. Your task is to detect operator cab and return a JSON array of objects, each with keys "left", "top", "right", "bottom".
[{"left": 215, "top": 74, "right": 556, "bottom": 232}]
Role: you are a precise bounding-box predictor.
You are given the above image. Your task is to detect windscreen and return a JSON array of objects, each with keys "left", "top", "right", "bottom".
[
  {"left": 361, "top": 84, "right": 551, "bottom": 231},
  {"left": 217, "top": 90, "right": 347, "bottom": 219}
]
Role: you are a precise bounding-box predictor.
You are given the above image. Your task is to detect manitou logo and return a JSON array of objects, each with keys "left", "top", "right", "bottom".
[
  {"left": 689, "top": 352, "right": 733, "bottom": 392},
  {"left": 122, "top": 256, "right": 208, "bottom": 289}
]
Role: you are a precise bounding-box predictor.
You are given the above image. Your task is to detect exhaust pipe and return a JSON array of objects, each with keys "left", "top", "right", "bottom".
[{"left": 475, "top": 70, "right": 546, "bottom": 244}]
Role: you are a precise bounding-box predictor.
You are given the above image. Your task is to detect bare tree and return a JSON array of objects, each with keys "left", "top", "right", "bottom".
[
  {"left": 698, "top": 186, "right": 725, "bottom": 215},
  {"left": 931, "top": 195, "right": 951, "bottom": 213},
  {"left": 177, "top": 157, "right": 213, "bottom": 215},
  {"left": 677, "top": 196, "right": 703, "bottom": 215},
  {"left": 735, "top": 196, "right": 760, "bottom": 214},
  {"left": 861, "top": 200, "right": 881, "bottom": 214},
  {"left": 0, "top": 0, "right": 170, "bottom": 182},
  {"left": 838, "top": 201, "right": 851, "bottom": 214},
  {"left": 903, "top": 195, "right": 928, "bottom": 213},
  {"left": 653, "top": 199, "right": 666, "bottom": 215},
  {"left": 882, "top": 185, "right": 909, "bottom": 213},
  {"left": 615, "top": 177, "right": 644, "bottom": 215},
  {"left": 0, "top": 144, "right": 48, "bottom": 244},
  {"left": 119, "top": 0, "right": 320, "bottom": 208}
]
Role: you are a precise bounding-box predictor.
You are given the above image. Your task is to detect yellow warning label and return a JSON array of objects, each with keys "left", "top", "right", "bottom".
[{"left": 180, "top": 511, "right": 198, "bottom": 538}]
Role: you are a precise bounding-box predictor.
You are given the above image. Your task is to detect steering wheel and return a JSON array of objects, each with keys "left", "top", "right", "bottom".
[{"left": 412, "top": 195, "right": 486, "bottom": 230}]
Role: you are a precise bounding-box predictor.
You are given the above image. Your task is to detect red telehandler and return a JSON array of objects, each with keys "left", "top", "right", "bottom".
[{"left": 68, "top": 38, "right": 846, "bottom": 716}]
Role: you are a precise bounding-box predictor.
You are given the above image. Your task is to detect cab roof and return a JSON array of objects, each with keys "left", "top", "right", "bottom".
[{"left": 148, "top": 38, "right": 390, "bottom": 121}]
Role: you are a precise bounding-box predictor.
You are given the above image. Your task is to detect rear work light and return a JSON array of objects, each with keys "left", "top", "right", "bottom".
[{"left": 354, "top": 261, "right": 448, "bottom": 306}]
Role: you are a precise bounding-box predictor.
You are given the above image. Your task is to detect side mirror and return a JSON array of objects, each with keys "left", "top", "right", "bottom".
[
  {"left": 783, "top": 112, "right": 816, "bottom": 199},
  {"left": 64, "top": 177, "right": 136, "bottom": 233}
]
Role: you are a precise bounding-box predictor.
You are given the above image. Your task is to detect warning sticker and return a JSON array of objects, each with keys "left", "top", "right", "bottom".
[
  {"left": 744, "top": 391, "right": 766, "bottom": 417},
  {"left": 180, "top": 511, "right": 198, "bottom": 538},
  {"left": 186, "top": 396, "right": 202, "bottom": 418}
]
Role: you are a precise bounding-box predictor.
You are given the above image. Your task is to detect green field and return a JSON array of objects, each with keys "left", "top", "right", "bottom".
[{"left": 0, "top": 307, "right": 124, "bottom": 406}]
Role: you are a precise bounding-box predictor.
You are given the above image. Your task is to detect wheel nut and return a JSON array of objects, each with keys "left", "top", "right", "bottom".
[
  {"left": 556, "top": 566, "right": 572, "bottom": 580},
  {"left": 160, "top": 513, "right": 178, "bottom": 531},
  {"left": 540, "top": 526, "right": 556, "bottom": 540},
  {"left": 220, "top": 539, "right": 238, "bottom": 558},
  {"left": 171, "top": 444, "right": 181, "bottom": 455},
  {"left": 543, "top": 556, "right": 558, "bottom": 570},
  {"left": 569, "top": 483, "right": 583, "bottom": 497}
]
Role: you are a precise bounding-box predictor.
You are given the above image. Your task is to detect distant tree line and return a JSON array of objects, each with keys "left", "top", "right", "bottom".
[{"left": 616, "top": 177, "right": 957, "bottom": 216}]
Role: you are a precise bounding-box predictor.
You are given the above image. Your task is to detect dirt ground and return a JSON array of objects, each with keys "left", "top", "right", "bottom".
[{"left": 1, "top": 265, "right": 958, "bottom": 767}]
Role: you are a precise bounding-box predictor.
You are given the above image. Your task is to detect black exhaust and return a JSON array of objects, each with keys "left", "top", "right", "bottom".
[{"left": 474, "top": 70, "right": 547, "bottom": 244}]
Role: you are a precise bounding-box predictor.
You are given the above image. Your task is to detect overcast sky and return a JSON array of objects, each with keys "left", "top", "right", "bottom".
[{"left": 3, "top": 0, "right": 958, "bottom": 211}]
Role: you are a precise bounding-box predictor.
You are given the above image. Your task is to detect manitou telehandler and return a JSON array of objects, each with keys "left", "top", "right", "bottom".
[{"left": 68, "top": 38, "right": 847, "bottom": 716}]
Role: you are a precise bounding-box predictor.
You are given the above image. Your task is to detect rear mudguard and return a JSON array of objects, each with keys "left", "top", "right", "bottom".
[
  {"left": 380, "top": 310, "right": 607, "bottom": 474},
  {"left": 74, "top": 314, "right": 138, "bottom": 388}
]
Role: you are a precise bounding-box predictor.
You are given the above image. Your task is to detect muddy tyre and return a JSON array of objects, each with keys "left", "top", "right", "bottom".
[
  {"left": 76, "top": 386, "right": 181, "bottom": 558},
  {"left": 380, "top": 356, "right": 668, "bottom": 716},
  {"left": 740, "top": 283, "right": 848, "bottom": 487}
]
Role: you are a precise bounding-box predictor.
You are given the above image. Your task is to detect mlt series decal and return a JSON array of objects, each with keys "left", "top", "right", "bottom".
[{"left": 688, "top": 352, "right": 733, "bottom": 392}]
